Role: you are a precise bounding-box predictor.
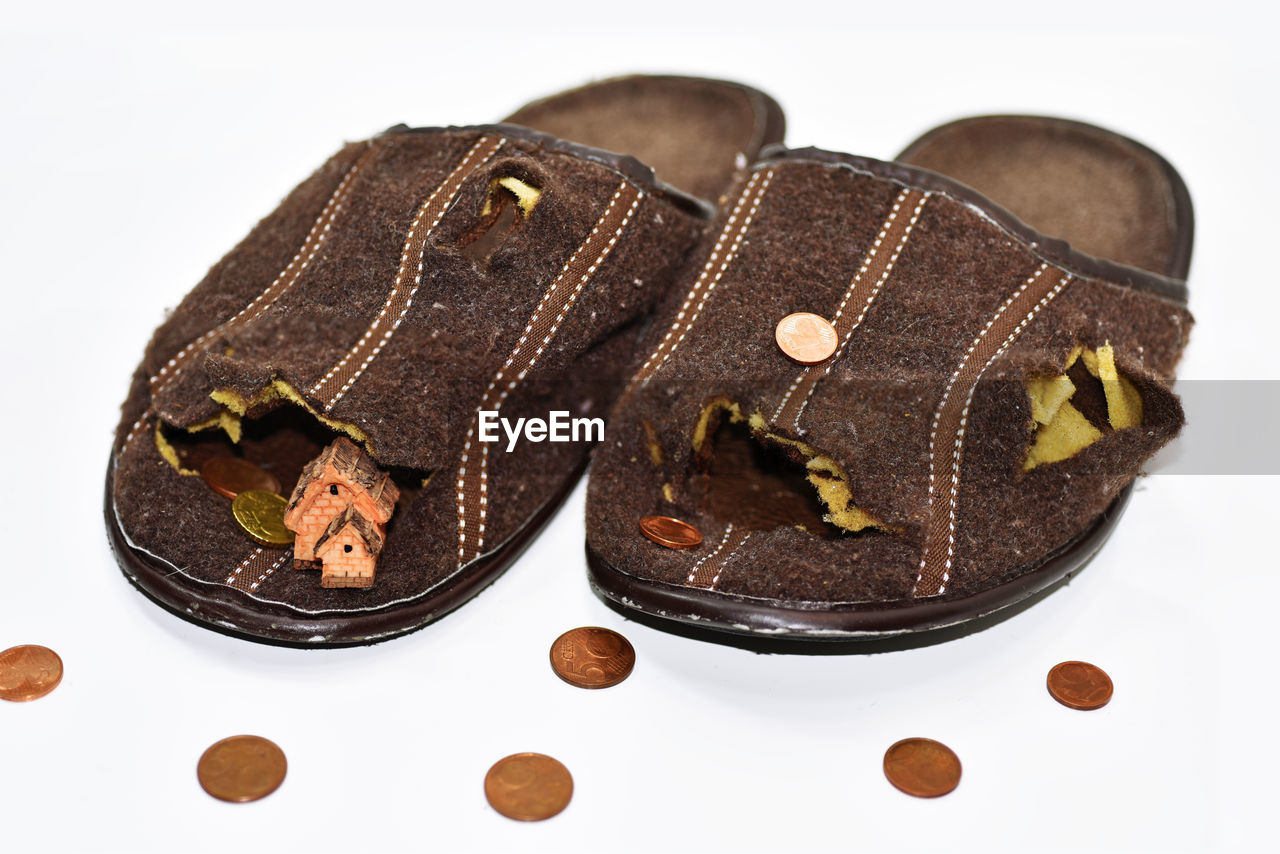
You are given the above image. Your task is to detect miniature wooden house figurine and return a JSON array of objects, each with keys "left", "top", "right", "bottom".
[
  {"left": 284, "top": 437, "right": 399, "bottom": 589},
  {"left": 313, "top": 505, "right": 384, "bottom": 589}
]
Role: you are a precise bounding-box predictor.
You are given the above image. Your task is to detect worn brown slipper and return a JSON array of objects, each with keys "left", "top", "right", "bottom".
[
  {"left": 584, "top": 115, "right": 1193, "bottom": 639},
  {"left": 106, "top": 75, "right": 784, "bottom": 645}
]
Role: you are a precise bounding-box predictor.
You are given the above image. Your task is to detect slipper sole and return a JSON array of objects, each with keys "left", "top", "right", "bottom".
[
  {"left": 584, "top": 485, "right": 1130, "bottom": 640},
  {"left": 106, "top": 452, "right": 588, "bottom": 646}
]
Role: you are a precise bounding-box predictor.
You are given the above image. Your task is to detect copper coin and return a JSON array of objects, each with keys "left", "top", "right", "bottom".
[
  {"left": 0, "top": 645, "right": 63, "bottom": 702},
  {"left": 775, "top": 312, "right": 838, "bottom": 364},
  {"left": 638, "top": 515, "right": 703, "bottom": 550},
  {"left": 201, "top": 456, "right": 282, "bottom": 500},
  {"left": 550, "top": 627, "right": 635, "bottom": 689},
  {"left": 484, "top": 753, "right": 573, "bottom": 821},
  {"left": 197, "top": 735, "right": 287, "bottom": 803},
  {"left": 883, "top": 737, "right": 962, "bottom": 798},
  {"left": 1047, "top": 661, "right": 1114, "bottom": 710}
]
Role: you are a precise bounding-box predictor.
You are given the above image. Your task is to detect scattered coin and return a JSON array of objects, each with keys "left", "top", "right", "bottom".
[
  {"left": 197, "top": 735, "right": 287, "bottom": 803},
  {"left": 638, "top": 515, "right": 703, "bottom": 550},
  {"left": 1047, "top": 661, "right": 1114, "bottom": 710},
  {"left": 201, "top": 457, "right": 282, "bottom": 500},
  {"left": 883, "top": 737, "right": 962, "bottom": 798},
  {"left": 484, "top": 753, "right": 573, "bottom": 821},
  {"left": 0, "top": 645, "right": 63, "bottom": 702},
  {"left": 231, "top": 490, "right": 294, "bottom": 547},
  {"left": 551, "top": 627, "right": 635, "bottom": 689},
  {"left": 775, "top": 312, "right": 838, "bottom": 364}
]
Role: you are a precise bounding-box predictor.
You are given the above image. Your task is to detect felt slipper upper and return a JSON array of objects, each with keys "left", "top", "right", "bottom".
[
  {"left": 111, "top": 126, "right": 709, "bottom": 624},
  {"left": 107, "top": 74, "right": 787, "bottom": 644},
  {"left": 586, "top": 148, "right": 1192, "bottom": 611}
]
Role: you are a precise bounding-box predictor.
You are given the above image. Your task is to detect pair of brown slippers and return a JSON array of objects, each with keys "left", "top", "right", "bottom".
[{"left": 106, "top": 75, "right": 1193, "bottom": 646}]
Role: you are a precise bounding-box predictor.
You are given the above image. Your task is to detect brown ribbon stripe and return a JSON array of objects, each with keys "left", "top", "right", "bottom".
[
  {"left": 225, "top": 546, "right": 293, "bottom": 593},
  {"left": 149, "top": 140, "right": 383, "bottom": 400},
  {"left": 310, "top": 134, "right": 507, "bottom": 410},
  {"left": 685, "top": 524, "right": 752, "bottom": 589},
  {"left": 914, "top": 263, "right": 1075, "bottom": 597},
  {"left": 772, "top": 188, "right": 930, "bottom": 432},
  {"left": 627, "top": 167, "right": 774, "bottom": 391},
  {"left": 455, "top": 181, "right": 645, "bottom": 566}
]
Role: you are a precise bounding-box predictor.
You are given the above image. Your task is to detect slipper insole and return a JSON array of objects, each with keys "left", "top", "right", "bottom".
[
  {"left": 506, "top": 76, "right": 777, "bottom": 203},
  {"left": 897, "top": 116, "right": 1185, "bottom": 276}
]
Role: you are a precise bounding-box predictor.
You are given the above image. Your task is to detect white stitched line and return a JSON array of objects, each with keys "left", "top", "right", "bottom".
[
  {"left": 316, "top": 136, "right": 505, "bottom": 409},
  {"left": 708, "top": 531, "right": 752, "bottom": 590},
  {"left": 632, "top": 168, "right": 773, "bottom": 387},
  {"left": 122, "top": 413, "right": 150, "bottom": 451},
  {"left": 225, "top": 547, "right": 265, "bottom": 585},
  {"left": 914, "top": 263, "right": 1048, "bottom": 593},
  {"left": 248, "top": 551, "right": 291, "bottom": 591},
  {"left": 456, "top": 183, "right": 642, "bottom": 565},
  {"left": 914, "top": 266, "right": 1071, "bottom": 596},
  {"left": 151, "top": 143, "right": 374, "bottom": 396},
  {"left": 933, "top": 273, "right": 1073, "bottom": 593},
  {"left": 772, "top": 189, "right": 930, "bottom": 428},
  {"left": 660, "top": 171, "right": 772, "bottom": 367},
  {"left": 687, "top": 523, "right": 735, "bottom": 584}
]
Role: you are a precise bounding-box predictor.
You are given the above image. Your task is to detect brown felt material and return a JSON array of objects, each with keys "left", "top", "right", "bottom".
[
  {"left": 107, "top": 76, "right": 786, "bottom": 644},
  {"left": 585, "top": 119, "right": 1193, "bottom": 620}
]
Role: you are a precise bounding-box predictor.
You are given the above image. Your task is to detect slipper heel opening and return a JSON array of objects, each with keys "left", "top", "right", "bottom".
[
  {"left": 505, "top": 75, "right": 785, "bottom": 202},
  {"left": 898, "top": 116, "right": 1188, "bottom": 277}
]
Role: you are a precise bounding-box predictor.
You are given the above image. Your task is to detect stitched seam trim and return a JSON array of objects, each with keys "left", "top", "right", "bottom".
[
  {"left": 772, "top": 189, "right": 929, "bottom": 429},
  {"left": 312, "top": 135, "right": 506, "bottom": 409},
  {"left": 150, "top": 142, "right": 378, "bottom": 402},
  {"left": 629, "top": 169, "right": 774, "bottom": 390},
  {"left": 915, "top": 267, "right": 1073, "bottom": 596},
  {"left": 455, "top": 182, "right": 643, "bottom": 566}
]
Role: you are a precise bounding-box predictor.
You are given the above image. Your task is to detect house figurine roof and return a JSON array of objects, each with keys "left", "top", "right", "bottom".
[
  {"left": 284, "top": 436, "right": 399, "bottom": 525},
  {"left": 314, "top": 505, "right": 385, "bottom": 558}
]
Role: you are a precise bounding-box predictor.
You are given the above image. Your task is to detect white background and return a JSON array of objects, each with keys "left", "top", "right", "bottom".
[{"left": 1, "top": 2, "right": 1276, "bottom": 851}]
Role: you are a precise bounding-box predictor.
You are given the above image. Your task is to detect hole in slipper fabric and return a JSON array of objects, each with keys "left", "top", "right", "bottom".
[
  {"left": 155, "top": 405, "right": 431, "bottom": 512},
  {"left": 1024, "top": 343, "right": 1145, "bottom": 470},
  {"left": 458, "top": 175, "right": 542, "bottom": 264},
  {"left": 700, "top": 418, "right": 841, "bottom": 538},
  {"left": 686, "top": 400, "right": 885, "bottom": 536}
]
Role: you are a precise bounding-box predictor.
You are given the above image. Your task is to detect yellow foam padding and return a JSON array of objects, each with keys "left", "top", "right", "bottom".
[
  {"left": 154, "top": 423, "right": 199, "bottom": 476},
  {"left": 1022, "top": 344, "right": 1146, "bottom": 470},
  {"left": 642, "top": 420, "right": 664, "bottom": 465},
  {"left": 1079, "top": 347, "right": 1099, "bottom": 377},
  {"left": 481, "top": 176, "right": 542, "bottom": 217},
  {"left": 1092, "top": 343, "right": 1143, "bottom": 429},
  {"left": 747, "top": 411, "right": 883, "bottom": 532},
  {"left": 1024, "top": 400, "right": 1104, "bottom": 471},
  {"left": 186, "top": 409, "right": 243, "bottom": 444},
  {"left": 157, "top": 411, "right": 239, "bottom": 476},
  {"left": 1027, "top": 374, "right": 1076, "bottom": 425},
  {"left": 691, "top": 398, "right": 743, "bottom": 452},
  {"left": 803, "top": 455, "right": 882, "bottom": 531},
  {"left": 210, "top": 379, "right": 371, "bottom": 450}
]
